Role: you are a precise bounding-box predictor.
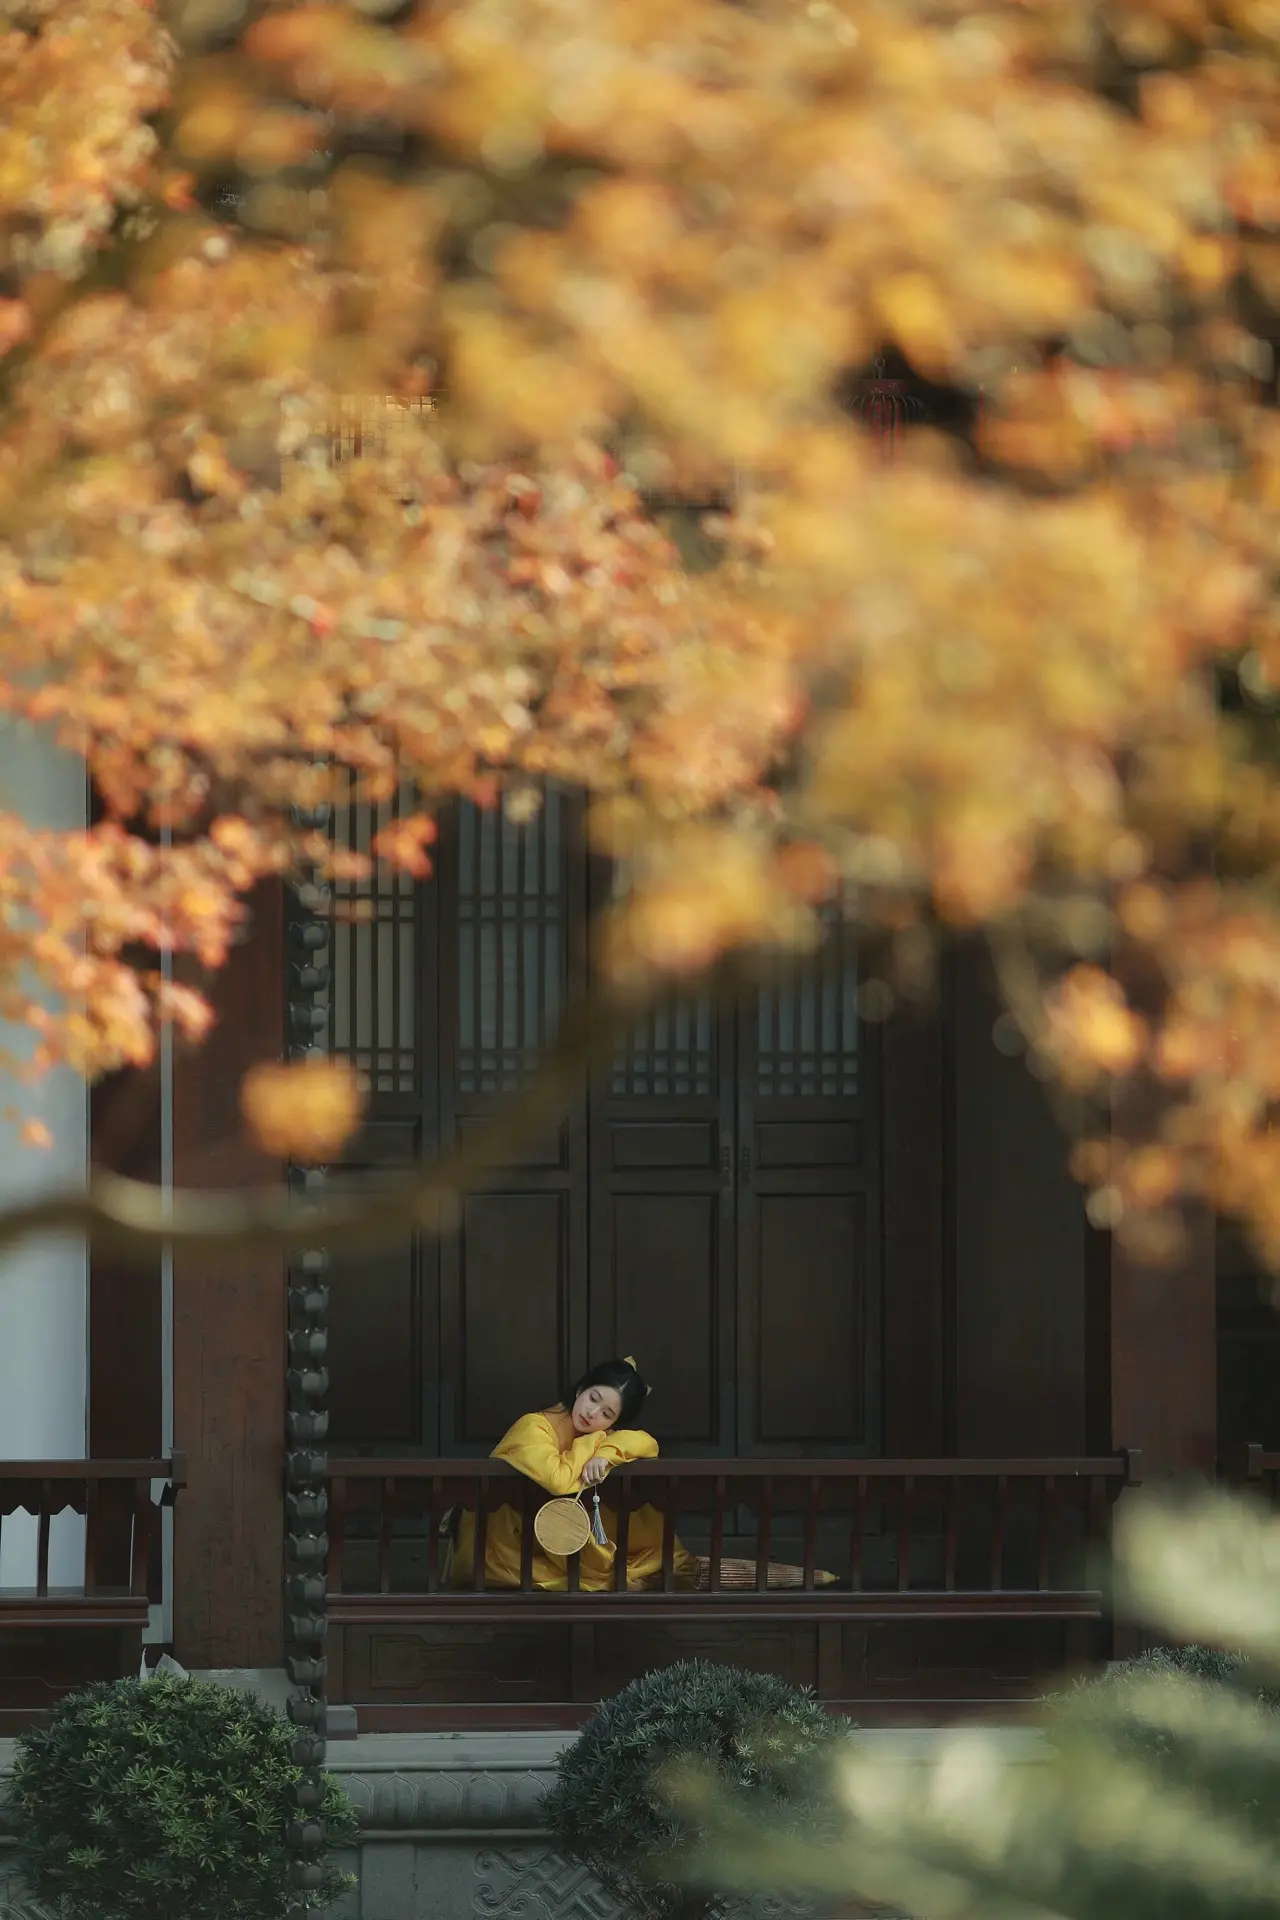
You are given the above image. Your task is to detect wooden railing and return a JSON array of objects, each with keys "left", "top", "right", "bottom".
[
  {"left": 1238, "top": 1444, "right": 1280, "bottom": 1497},
  {"left": 0, "top": 1457, "right": 186, "bottom": 1622},
  {"left": 326, "top": 1454, "right": 1138, "bottom": 1626}
]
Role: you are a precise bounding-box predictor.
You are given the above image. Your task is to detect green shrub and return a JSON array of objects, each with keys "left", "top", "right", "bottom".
[
  {"left": 8, "top": 1674, "right": 358, "bottom": 1920},
  {"left": 543, "top": 1660, "right": 844, "bottom": 1920},
  {"left": 1108, "top": 1644, "right": 1265, "bottom": 1689},
  {"left": 1059, "top": 1643, "right": 1280, "bottom": 1762}
]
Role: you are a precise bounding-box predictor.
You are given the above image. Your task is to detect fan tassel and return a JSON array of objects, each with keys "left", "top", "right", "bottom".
[{"left": 589, "top": 1490, "right": 608, "bottom": 1547}]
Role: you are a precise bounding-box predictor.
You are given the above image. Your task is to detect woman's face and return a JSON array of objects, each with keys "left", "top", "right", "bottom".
[{"left": 571, "top": 1382, "right": 623, "bottom": 1435}]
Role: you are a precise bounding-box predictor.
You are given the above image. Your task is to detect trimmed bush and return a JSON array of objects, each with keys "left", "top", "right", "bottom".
[
  {"left": 9, "top": 1673, "right": 358, "bottom": 1920},
  {"left": 543, "top": 1660, "right": 843, "bottom": 1920},
  {"left": 1058, "top": 1643, "right": 1280, "bottom": 1763}
]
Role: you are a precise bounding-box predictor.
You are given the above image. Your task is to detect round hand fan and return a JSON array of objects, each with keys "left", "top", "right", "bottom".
[{"left": 532, "top": 1495, "right": 594, "bottom": 1556}]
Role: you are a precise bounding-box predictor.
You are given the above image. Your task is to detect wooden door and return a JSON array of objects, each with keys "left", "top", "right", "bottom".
[
  {"left": 736, "top": 919, "right": 880, "bottom": 1456},
  {"left": 435, "top": 791, "right": 589, "bottom": 1454},
  {"left": 323, "top": 790, "right": 883, "bottom": 1458},
  {"left": 587, "top": 987, "right": 738, "bottom": 1451}
]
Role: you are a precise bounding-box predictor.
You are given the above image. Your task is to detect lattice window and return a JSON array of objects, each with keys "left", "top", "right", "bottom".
[
  {"left": 456, "top": 793, "right": 566, "bottom": 1096},
  {"left": 754, "top": 909, "right": 858, "bottom": 1099},
  {"left": 611, "top": 997, "right": 716, "bottom": 1098},
  {"left": 328, "top": 781, "right": 419, "bottom": 1094},
  {"left": 607, "top": 863, "right": 715, "bottom": 1097}
]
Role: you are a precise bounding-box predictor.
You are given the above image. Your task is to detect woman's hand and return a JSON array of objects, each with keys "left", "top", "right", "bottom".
[{"left": 581, "top": 1457, "right": 609, "bottom": 1486}]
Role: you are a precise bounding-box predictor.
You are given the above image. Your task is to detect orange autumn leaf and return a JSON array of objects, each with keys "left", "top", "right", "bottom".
[{"left": 371, "top": 813, "right": 438, "bottom": 879}]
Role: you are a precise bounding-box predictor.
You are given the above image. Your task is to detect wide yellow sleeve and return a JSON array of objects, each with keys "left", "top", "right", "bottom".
[
  {"left": 491, "top": 1415, "right": 660, "bottom": 1493},
  {"left": 595, "top": 1428, "right": 659, "bottom": 1468},
  {"left": 492, "top": 1413, "right": 604, "bottom": 1494}
]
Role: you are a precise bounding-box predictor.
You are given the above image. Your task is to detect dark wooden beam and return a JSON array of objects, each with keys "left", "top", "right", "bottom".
[{"left": 171, "top": 880, "right": 285, "bottom": 1668}]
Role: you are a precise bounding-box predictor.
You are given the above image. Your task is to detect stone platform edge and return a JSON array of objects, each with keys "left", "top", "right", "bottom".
[{"left": 0, "top": 1726, "right": 1047, "bottom": 1839}]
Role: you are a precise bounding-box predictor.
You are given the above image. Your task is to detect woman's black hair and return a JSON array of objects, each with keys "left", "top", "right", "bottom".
[{"left": 566, "top": 1358, "right": 648, "bottom": 1431}]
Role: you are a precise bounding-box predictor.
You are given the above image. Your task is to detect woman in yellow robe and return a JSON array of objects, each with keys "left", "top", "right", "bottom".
[{"left": 448, "top": 1357, "right": 701, "bottom": 1592}]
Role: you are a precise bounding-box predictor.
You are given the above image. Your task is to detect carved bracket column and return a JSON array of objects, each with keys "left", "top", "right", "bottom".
[{"left": 284, "top": 804, "right": 333, "bottom": 1885}]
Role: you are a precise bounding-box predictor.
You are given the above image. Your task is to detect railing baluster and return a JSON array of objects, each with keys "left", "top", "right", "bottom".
[
  {"left": 756, "top": 1477, "right": 773, "bottom": 1594},
  {"left": 567, "top": 1548, "right": 581, "bottom": 1594},
  {"left": 429, "top": 1476, "right": 444, "bottom": 1593},
  {"left": 36, "top": 1482, "right": 52, "bottom": 1598},
  {"left": 850, "top": 1475, "right": 865, "bottom": 1592},
  {"left": 991, "top": 1475, "right": 1009, "bottom": 1590},
  {"left": 520, "top": 1481, "right": 536, "bottom": 1593},
  {"left": 1089, "top": 1473, "right": 1109, "bottom": 1589},
  {"left": 710, "top": 1476, "right": 726, "bottom": 1594},
  {"left": 472, "top": 1479, "right": 488, "bottom": 1594},
  {"left": 897, "top": 1476, "right": 914, "bottom": 1593},
  {"left": 421, "top": 1475, "right": 437, "bottom": 1593},
  {"left": 1037, "top": 1477, "right": 1055, "bottom": 1592},
  {"left": 379, "top": 1478, "right": 394, "bottom": 1595},
  {"left": 613, "top": 1479, "right": 631, "bottom": 1593},
  {"left": 328, "top": 1476, "right": 347, "bottom": 1595},
  {"left": 129, "top": 1485, "right": 150, "bottom": 1599},
  {"left": 803, "top": 1478, "right": 820, "bottom": 1592},
  {"left": 83, "top": 1479, "right": 100, "bottom": 1595},
  {"left": 662, "top": 1477, "right": 679, "bottom": 1594},
  {"left": 944, "top": 1478, "right": 958, "bottom": 1592}
]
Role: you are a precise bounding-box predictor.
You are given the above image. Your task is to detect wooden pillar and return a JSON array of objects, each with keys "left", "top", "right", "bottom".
[
  {"left": 89, "top": 1060, "right": 162, "bottom": 1458},
  {"left": 1108, "top": 1064, "right": 1216, "bottom": 1654},
  {"left": 1108, "top": 929, "right": 1217, "bottom": 1482},
  {"left": 172, "top": 880, "right": 285, "bottom": 1668},
  {"left": 1110, "top": 1212, "right": 1216, "bottom": 1478},
  {"left": 88, "top": 782, "right": 162, "bottom": 1465}
]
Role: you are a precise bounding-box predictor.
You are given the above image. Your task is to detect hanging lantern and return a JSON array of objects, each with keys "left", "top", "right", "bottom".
[{"left": 851, "top": 357, "right": 928, "bottom": 460}]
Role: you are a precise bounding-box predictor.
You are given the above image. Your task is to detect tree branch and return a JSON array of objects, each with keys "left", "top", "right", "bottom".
[{"left": 0, "top": 980, "right": 659, "bottom": 1266}]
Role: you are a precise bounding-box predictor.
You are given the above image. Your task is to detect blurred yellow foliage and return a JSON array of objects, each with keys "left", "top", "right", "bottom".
[
  {"left": 2, "top": 0, "right": 1280, "bottom": 1257},
  {"left": 241, "top": 1058, "right": 365, "bottom": 1161}
]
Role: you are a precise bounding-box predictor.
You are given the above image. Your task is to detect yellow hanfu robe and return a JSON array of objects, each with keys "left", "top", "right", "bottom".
[{"left": 448, "top": 1406, "right": 700, "bottom": 1592}]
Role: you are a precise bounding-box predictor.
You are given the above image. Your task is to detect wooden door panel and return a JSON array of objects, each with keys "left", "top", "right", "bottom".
[
  {"left": 456, "top": 1190, "right": 570, "bottom": 1439},
  {"left": 737, "top": 920, "right": 880, "bottom": 1456},
  {"left": 323, "top": 786, "right": 437, "bottom": 1452},
  {"left": 589, "top": 981, "right": 737, "bottom": 1454},
  {"left": 603, "top": 1190, "right": 721, "bottom": 1445},
  {"left": 437, "top": 793, "right": 589, "bottom": 1452},
  {"left": 328, "top": 1241, "right": 422, "bottom": 1447},
  {"left": 454, "top": 1114, "right": 571, "bottom": 1169},
  {"left": 611, "top": 1120, "right": 718, "bottom": 1172},
  {"left": 756, "top": 1192, "right": 869, "bottom": 1445},
  {"left": 756, "top": 1119, "right": 862, "bottom": 1170}
]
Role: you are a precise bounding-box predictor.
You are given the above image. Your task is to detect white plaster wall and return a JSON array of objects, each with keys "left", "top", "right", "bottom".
[{"left": 0, "top": 723, "right": 89, "bottom": 1588}]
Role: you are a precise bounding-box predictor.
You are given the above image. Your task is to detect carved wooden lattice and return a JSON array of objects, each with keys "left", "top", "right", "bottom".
[
  {"left": 329, "top": 780, "right": 419, "bottom": 1096},
  {"left": 755, "top": 909, "right": 859, "bottom": 1100},
  {"left": 455, "top": 793, "right": 567, "bottom": 1097},
  {"left": 610, "top": 994, "right": 716, "bottom": 1098}
]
